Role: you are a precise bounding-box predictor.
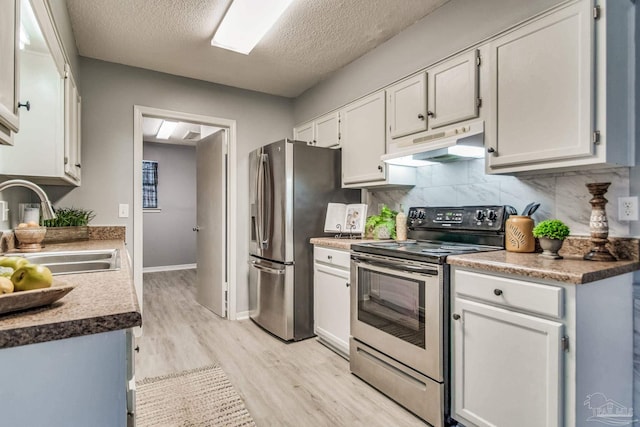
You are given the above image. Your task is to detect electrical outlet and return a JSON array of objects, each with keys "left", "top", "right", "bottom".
[
  {"left": 119, "top": 204, "right": 129, "bottom": 218},
  {"left": 618, "top": 197, "right": 638, "bottom": 221}
]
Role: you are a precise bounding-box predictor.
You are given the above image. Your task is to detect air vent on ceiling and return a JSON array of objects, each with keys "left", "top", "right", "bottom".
[{"left": 183, "top": 131, "right": 201, "bottom": 141}]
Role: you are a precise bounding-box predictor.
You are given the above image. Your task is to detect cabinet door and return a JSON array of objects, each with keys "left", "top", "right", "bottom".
[
  {"left": 341, "top": 91, "right": 386, "bottom": 185},
  {"left": 427, "top": 50, "right": 479, "bottom": 129},
  {"left": 314, "top": 262, "right": 350, "bottom": 356},
  {"left": 452, "top": 298, "right": 562, "bottom": 427},
  {"left": 387, "top": 73, "right": 427, "bottom": 139},
  {"left": 314, "top": 112, "right": 340, "bottom": 148},
  {"left": 293, "top": 121, "right": 314, "bottom": 145},
  {"left": 486, "top": 1, "right": 593, "bottom": 169},
  {"left": 0, "top": 0, "right": 20, "bottom": 145},
  {"left": 64, "top": 66, "right": 81, "bottom": 183}
]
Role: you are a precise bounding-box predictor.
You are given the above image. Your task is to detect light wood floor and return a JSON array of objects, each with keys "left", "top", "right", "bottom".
[{"left": 136, "top": 269, "right": 426, "bottom": 426}]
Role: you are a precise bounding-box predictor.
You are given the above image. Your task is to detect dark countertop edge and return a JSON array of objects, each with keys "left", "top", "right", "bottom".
[
  {"left": 447, "top": 255, "right": 640, "bottom": 285},
  {"left": 0, "top": 311, "right": 142, "bottom": 349}
]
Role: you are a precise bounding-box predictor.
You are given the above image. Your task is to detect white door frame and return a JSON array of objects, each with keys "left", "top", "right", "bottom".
[{"left": 133, "top": 105, "right": 238, "bottom": 320}]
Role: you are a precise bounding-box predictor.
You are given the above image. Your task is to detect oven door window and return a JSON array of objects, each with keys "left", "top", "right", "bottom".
[{"left": 357, "top": 268, "right": 425, "bottom": 349}]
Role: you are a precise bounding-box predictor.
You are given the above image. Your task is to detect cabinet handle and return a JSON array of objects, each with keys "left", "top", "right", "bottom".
[
  {"left": 377, "top": 165, "right": 383, "bottom": 172},
  {"left": 426, "top": 110, "right": 434, "bottom": 117},
  {"left": 487, "top": 147, "right": 496, "bottom": 154},
  {"left": 193, "top": 226, "right": 200, "bottom": 232},
  {"left": 346, "top": 282, "right": 350, "bottom": 288},
  {"left": 417, "top": 113, "right": 425, "bottom": 120},
  {"left": 327, "top": 255, "right": 332, "bottom": 260},
  {"left": 75, "top": 163, "right": 81, "bottom": 168},
  {"left": 493, "top": 289, "right": 503, "bottom": 296},
  {"left": 452, "top": 313, "right": 461, "bottom": 320},
  {"left": 18, "top": 101, "right": 31, "bottom": 111},
  {"left": 134, "top": 346, "right": 140, "bottom": 353}
]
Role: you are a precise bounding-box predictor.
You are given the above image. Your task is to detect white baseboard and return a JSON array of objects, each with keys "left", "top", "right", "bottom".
[
  {"left": 143, "top": 263, "right": 197, "bottom": 273},
  {"left": 235, "top": 311, "right": 250, "bottom": 320}
]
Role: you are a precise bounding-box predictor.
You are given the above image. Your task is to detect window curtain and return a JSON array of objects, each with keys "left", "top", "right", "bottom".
[{"left": 142, "top": 160, "right": 158, "bottom": 208}]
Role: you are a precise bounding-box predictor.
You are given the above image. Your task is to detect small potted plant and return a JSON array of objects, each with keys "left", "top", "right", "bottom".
[
  {"left": 365, "top": 205, "right": 398, "bottom": 239},
  {"left": 532, "top": 219, "right": 570, "bottom": 259},
  {"left": 42, "top": 207, "right": 95, "bottom": 243}
]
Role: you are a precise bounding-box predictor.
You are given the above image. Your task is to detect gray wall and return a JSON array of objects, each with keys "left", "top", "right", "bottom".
[
  {"left": 52, "top": 57, "right": 293, "bottom": 313},
  {"left": 142, "top": 142, "right": 196, "bottom": 268},
  {"left": 293, "top": 0, "right": 563, "bottom": 123}
]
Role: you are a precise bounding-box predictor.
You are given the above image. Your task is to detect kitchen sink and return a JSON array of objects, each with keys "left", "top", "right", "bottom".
[{"left": 7, "top": 249, "right": 121, "bottom": 275}]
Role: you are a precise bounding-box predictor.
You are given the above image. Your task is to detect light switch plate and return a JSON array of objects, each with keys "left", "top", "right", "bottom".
[{"left": 119, "top": 204, "right": 129, "bottom": 218}]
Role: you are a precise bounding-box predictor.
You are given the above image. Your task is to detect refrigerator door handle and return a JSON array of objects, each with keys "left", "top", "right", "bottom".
[
  {"left": 249, "top": 260, "right": 284, "bottom": 275},
  {"left": 256, "top": 151, "right": 264, "bottom": 248},
  {"left": 261, "top": 153, "right": 272, "bottom": 249}
]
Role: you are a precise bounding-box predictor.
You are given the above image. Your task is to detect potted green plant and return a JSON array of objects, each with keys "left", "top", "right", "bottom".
[
  {"left": 42, "top": 207, "right": 95, "bottom": 243},
  {"left": 532, "top": 219, "right": 570, "bottom": 259},
  {"left": 365, "top": 205, "right": 398, "bottom": 239}
]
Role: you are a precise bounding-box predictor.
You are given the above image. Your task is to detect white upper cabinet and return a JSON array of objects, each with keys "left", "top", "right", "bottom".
[
  {"left": 0, "top": 0, "right": 80, "bottom": 186},
  {"left": 293, "top": 120, "right": 314, "bottom": 144},
  {"left": 387, "top": 73, "right": 427, "bottom": 139},
  {"left": 341, "top": 91, "right": 387, "bottom": 185},
  {"left": 313, "top": 112, "right": 340, "bottom": 148},
  {"left": 387, "top": 49, "right": 480, "bottom": 146},
  {"left": 427, "top": 49, "right": 479, "bottom": 129},
  {"left": 341, "top": 91, "right": 415, "bottom": 188},
  {"left": 64, "top": 65, "right": 81, "bottom": 182},
  {"left": 485, "top": 0, "right": 635, "bottom": 174},
  {"left": 294, "top": 111, "right": 340, "bottom": 148},
  {"left": 0, "top": 0, "right": 20, "bottom": 145}
]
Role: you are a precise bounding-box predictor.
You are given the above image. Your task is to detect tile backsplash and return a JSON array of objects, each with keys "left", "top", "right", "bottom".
[{"left": 366, "top": 159, "right": 633, "bottom": 237}]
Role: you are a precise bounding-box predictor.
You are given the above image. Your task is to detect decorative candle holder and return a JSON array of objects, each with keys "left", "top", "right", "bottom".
[{"left": 583, "top": 182, "right": 616, "bottom": 262}]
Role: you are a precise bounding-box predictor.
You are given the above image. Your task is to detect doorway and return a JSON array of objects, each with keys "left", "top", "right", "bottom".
[{"left": 133, "top": 106, "right": 238, "bottom": 321}]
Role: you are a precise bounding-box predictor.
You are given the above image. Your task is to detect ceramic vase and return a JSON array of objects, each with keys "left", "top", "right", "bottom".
[
  {"left": 505, "top": 216, "right": 535, "bottom": 252},
  {"left": 539, "top": 237, "right": 564, "bottom": 259}
]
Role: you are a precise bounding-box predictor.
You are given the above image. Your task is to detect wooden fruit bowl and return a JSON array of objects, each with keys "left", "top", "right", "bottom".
[{"left": 14, "top": 227, "right": 47, "bottom": 252}]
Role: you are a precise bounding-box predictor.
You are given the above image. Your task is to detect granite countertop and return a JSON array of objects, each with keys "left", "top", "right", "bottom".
[
  {"left": 310, "top": 237, "right": 386, "bottom": 250},
  {"left": 0, "top": 239, "right": 141, "bottom": 349},
  {"left": 448, "top": 251, "right": 640, "bottom": 285}
]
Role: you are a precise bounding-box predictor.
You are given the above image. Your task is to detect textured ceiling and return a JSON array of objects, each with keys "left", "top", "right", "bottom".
[{"left": 65, "top": 0, "right": 450, "bottom": 97}]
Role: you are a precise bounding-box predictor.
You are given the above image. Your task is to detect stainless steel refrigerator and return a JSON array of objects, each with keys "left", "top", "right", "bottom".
[{"left": 249, "top": 139, "right": 359, "bottom": 341}]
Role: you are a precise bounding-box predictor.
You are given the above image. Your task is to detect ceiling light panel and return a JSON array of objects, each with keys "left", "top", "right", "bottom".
[
  {"left": 211, "top": 0, "right": 294, "bottom": 55},
  {"left": 156, "top": 121, "right": 178, "bottom": 139}
]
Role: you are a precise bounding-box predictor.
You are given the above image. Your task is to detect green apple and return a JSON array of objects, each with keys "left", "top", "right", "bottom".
[
  {"left": 0, "top": 257, "right": 29, "bottom": 270},
  {"left": 11, "top": 264, "right": 53, "bottom": 291}
]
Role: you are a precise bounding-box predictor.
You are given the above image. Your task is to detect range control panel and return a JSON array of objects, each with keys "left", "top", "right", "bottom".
[{"left": 408, "top": 205, "right": 507, "bottom": 232}]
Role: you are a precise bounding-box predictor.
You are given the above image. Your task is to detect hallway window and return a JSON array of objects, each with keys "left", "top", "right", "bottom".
[{"left": 143, "top": 160, "right": 159, "bottom": 209}]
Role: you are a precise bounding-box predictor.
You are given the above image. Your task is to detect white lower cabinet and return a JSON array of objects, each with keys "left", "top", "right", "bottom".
[
  {"left": 451, "top": 268, "right": 634, "bottom": 427},
  {"left": 453, "top": 298, "right": 562, "bottom": 427},
  {"left": 313, "top": 246, "right": 351, "bottom": 358}
]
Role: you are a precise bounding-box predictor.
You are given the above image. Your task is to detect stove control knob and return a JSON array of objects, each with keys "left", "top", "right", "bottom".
[
  {"left": 474, "top": 209, "right": 485, "bottom": 221},
  {"left": 409, "top": 210, "right": 417, "bottom": 219},
  {"left": 487, "top": 209, "right": 497, "bottom": 222},
  {"left": 418, "top": 211, "right": 426, "bottom": 219}
]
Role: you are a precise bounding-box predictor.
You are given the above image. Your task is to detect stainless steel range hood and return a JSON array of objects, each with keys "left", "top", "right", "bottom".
[{"left": 382, "top": 121, "right": 485, "bottom": 166}]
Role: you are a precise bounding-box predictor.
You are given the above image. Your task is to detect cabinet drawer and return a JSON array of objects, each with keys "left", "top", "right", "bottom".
[
  {"left": 314, "top": 246, "right": 350, "bottom": 269},
  {"left": 454, "top": 269, "right": 563, "bottom": 318}
]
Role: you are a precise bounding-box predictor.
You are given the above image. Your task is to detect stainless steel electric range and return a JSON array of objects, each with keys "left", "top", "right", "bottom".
[{"left": 349, "top": 205, "right": 508, "bottom": 427}]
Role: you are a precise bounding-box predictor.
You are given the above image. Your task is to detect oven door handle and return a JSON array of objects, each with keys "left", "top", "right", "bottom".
[{"left": 352, "top": 256, "right": 438, "bottom": 276}]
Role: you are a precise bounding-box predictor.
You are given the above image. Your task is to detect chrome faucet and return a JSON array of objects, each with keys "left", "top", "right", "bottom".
[{"left": 0, "top": 179, "right": 56, "bottom": 220}]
